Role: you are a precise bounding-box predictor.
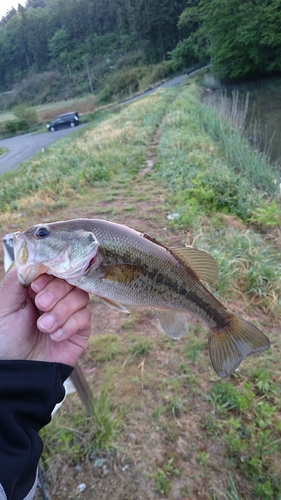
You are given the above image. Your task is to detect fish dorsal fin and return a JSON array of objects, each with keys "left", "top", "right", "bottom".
[
  {"left": 100, "top": 296, "right": 130, "bottom": 313},
  {"left": 103, "top": 264, "right": 141, "bottom": 283},
  {"left": 153, "top": 308, "right": 188, "bottom": 339},
  {"left": 170, "top": 246, "right": 219, "bottom": 285}
]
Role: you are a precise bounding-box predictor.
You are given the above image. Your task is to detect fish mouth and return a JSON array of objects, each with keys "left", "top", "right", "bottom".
[
  {"left": 85, "top": 255, "right": 97, "bottom": 273},
  {"left": 13, "top": 232, "right": 47, "bottom": 286}
]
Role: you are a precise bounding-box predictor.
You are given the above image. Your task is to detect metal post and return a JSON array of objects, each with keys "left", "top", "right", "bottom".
[{"left": 84, "top": 59, "right": 93, "bottom": 93}]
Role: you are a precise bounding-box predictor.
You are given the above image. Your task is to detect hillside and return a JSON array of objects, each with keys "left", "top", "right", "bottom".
[{"left": 1, "top": 0, "right": 281, "bottom": 106}]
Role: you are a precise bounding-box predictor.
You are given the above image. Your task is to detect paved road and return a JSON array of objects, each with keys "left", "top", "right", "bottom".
[
  {"left": 0, "top": 125, "right": 87, "bottom": 175},
  {"left": 0, "top": 70, "right": 197, "bottom": 175}
]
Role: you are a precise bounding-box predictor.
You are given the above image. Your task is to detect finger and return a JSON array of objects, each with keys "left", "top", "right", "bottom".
[
  {"left": 50, "top": 307, "right": 92, "bottom": 344},
  {"left": 0, "top": 268, "right": 28, "bottom": 315},
  {"left": 31, "top": 274, "right": 55, "bottom": 293},
  {"left": 37, "top": 287, "right": 90, "bottom": 333},
  {"left": 35, "top": 277, "right": 75, "bottom": 311}
]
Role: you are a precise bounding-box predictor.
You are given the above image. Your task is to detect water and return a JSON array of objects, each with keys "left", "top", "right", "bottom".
[{"left": 225, "top": 75, "right": 281, "bottom": 166}]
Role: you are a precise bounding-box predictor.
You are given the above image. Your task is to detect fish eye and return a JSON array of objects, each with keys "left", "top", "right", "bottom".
[{"left": 35, "top": 226, "right": 50, "bottom": 239}]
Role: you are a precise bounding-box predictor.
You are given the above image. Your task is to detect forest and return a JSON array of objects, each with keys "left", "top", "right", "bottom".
[{"left": 0, "top": 0, "right": 281, "bottom": 97}]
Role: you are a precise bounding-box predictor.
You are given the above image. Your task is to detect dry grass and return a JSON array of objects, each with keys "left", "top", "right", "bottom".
[{"left": 37, "top": 95, "right": 98, "bottom": 121}]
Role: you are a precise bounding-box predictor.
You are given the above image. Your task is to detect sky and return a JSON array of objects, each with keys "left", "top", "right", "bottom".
[{"left": 0, "top": 0, "right": 26, "bottom": 20}]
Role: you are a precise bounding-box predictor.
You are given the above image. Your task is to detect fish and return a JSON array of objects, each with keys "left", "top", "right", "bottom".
[{"left": 13, "top": 218, "right": 270, "bottom": 377}]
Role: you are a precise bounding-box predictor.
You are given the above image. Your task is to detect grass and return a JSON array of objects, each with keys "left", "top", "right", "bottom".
[
  {"left": 0, "top": 147, "right": 7, "bottom": 156},
  {"left": 0, "top": 78, "right": 280, "bottom": 499}
]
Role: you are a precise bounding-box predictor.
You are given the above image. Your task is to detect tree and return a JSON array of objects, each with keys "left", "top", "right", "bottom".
[
  {"left": 201, "top": 0, "right": 281, "bottom": 78},
  {"left": 26, "top": 7, "right": 49, "bottom": 69}
]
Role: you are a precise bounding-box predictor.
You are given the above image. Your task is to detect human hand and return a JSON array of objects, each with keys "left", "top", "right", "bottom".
[{"left": 0, "top": 268, "right": 91, "bottom": 366}]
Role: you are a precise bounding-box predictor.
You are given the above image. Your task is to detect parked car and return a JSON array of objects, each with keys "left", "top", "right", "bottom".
[{"left": 47, "top": 112, "right": 80, "bottom": 132}]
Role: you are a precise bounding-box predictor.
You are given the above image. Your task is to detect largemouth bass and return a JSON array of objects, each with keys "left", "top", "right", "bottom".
[{"left": 13, "top": 218, "right": 270, "bottom": 377}]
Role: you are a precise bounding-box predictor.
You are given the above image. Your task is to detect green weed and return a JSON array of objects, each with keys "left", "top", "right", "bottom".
[
  {"left": 90, "top": 389, "right": 119, "bottom": 450},
  {"left": 211, "top": 474, "right": 240, "bottom": 500},
  {"left": 127, "top": 337, "right": 153, "bottom": 357},
  {"left": 206, "top": 382, "right": 254, "bottom": 415},
  {"left": 153, "top": 457, "right": 180, "bottom": 495},
  {"left": 250, "top": 200, "right": 281, "bottom": 228},
  {"left": 0, "top": 147, "right": 7, "bottom": 156},
  {"left": 89, "top": 334, "right": 121, "bottom": 362}
]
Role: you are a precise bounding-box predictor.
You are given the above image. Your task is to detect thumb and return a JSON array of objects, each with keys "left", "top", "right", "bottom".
[{"left": 0, "top": 268, "right": 28, "bottom": 315}]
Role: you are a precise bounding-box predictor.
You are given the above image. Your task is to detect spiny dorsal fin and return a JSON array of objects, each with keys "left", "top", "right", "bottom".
[
  {"left": 153, "top": 308, "right": 188, "bottom": 339},
  {"left": 170, "top": 246, "right": 219, "bottom": 285}
]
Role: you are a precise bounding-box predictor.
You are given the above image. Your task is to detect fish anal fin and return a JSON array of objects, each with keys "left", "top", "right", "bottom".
[
  {"left": 100, "top": 296, "right": 130, "bottom": 313},
  {"left": 103, "top": 264, "right": 141, "bottom": 283},
  {"left": 209, "top": 312, "right": 270, "bottom": 378},
  {"left": 153, "top": 308, "right": 188, "bottom": 339},
  {"left": 170, "top": 246, "right": 219, "bottom": 285}
]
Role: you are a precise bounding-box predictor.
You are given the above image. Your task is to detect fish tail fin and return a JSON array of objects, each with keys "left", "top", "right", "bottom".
[{"left": 209, "top": 312, "right": 270, "bottom": 378}]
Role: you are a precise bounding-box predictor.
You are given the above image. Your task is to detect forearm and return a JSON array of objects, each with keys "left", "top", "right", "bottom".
[{"left": 0, "top": 360, "right": 72, "bottom": 500}]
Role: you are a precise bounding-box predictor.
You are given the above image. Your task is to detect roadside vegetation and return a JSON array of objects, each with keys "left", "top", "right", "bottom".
[
  {"left": 0, "top": 61, "right": 179, "bottom": 139},
  {"left": 0, "top": 79, "right": 280, "bottom": 499}
]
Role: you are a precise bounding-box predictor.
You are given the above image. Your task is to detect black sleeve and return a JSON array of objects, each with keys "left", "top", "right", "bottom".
[{"left": 0, "top": 360, "right": 73, "bottom": 500}]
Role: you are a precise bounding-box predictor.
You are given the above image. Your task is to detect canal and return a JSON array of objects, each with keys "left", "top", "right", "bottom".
[{"left": 226, "top": 75, "right": 281, "bottom": 166}]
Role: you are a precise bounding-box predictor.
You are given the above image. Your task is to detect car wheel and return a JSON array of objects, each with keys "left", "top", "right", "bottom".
[
  {"left": 50, "top": 126, "right": 56, "bottom": 132},
  {"left": 70, "top": 122, "right": 75, "bottom": 128}
]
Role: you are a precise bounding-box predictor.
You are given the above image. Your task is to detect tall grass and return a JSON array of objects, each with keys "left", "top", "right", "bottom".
[
  {"left": 202, "top": 89, "right": 280, "bottom": 195},
  {"left": 154, "top": 84, "right": 281, "bottom": 317}
]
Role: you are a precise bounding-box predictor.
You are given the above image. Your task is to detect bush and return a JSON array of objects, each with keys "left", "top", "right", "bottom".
[
  {"left": 4, "top": 119, "right": 29, "bottom": 134},
  {"left": 168, "top": 38, "right": 197, "bottom": 68},
  {"left": 13, "top": 104, "right": 38, "bottom": 125},
  {"left": 98, "top": 67, "right": 147, "bottom": 103},
  {"left": 140, "top": 61, "right": 176, "bottom": 88}
]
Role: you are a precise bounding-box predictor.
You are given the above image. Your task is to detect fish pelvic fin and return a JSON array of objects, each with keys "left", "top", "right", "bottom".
[
  {"left": 209, "top": 312, "right": 270, "bottom": 378},
  {"left": 153, "top": 309, "right": 188, "bottom": 339},
  {"left": 100, "top": 296, "right": 130, "bottom": 313}
]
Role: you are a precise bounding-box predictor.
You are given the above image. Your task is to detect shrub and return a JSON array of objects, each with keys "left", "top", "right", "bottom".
[
  {"left": 140, "top": 61, "right": 176, "bottom": 88},
  {"left": 98, "top": 67, "right": 147, "bottom": 103},
  {"left": 4, "top": 119, "right": 29, "bottom": 134},
  {"left": 13, "top": 104, "right": 38, "bottom": 125}
]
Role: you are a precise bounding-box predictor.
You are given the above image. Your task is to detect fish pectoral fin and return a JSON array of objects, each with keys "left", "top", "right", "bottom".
[
  {"left": 99, "top": 296, "right": 130, "bottom": 313},
  {"left": 170, "top": 246, "right": 219, "bottom": 285},
  {"left": 209, "top": 312, "right": 270, "bottom": 378},
  {"left": 103, "top": 264, "right": 141, "bottom": 283},
  {"left": 153, "top": 309, "right": 188, "bottom": 339}
]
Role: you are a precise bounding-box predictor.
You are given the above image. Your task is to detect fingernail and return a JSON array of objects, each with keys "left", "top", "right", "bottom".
[
  {"left": 31, "top": 275, "right": 48, "bottom": 293},
  {"left": 38, "top": 314, "right": 55, "bottom": 331},
  {"left": 38, "top": 292, "right": 54, "bottom": 309},
  {"left": 50, "top": 329, "right": 63, "bottom": 341}
]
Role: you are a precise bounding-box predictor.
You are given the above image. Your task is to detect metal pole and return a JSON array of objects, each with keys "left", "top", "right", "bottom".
[{"left": 84, "top": 59, "right": 93, "bottom": 93}]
